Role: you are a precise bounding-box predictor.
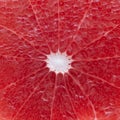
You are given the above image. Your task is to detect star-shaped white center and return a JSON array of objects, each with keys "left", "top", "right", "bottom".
[{"left": 45, "top": 51, "right": 73, "bottom": 74}]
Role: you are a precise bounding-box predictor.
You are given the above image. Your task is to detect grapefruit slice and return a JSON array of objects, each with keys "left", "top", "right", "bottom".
[{"left": 0, "top": 0, "right": 120, "bottom": 120}]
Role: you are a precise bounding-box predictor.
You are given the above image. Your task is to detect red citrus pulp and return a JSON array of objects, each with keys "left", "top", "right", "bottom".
[{"left": 0, "top": 0, "right": 120, "bottom": 120}]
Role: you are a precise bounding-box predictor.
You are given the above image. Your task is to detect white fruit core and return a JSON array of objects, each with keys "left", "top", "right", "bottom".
[{"left": 45, "top": 51, "right": 72, "bottom": 74}]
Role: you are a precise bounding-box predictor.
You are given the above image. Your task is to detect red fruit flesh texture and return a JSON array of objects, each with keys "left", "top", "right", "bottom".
[{"left": 0, "top": 0, "right": 120, "bottom": 120}]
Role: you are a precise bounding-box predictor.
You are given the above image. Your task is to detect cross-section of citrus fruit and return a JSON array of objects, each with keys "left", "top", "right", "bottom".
[{"left": 0, "top": 0, "right": 120, "bottom": 120}]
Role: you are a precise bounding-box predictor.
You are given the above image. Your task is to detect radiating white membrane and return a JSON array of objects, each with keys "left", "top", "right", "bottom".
[{"left": 45, "top": 51, "right": 72, "bottom": 74}]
